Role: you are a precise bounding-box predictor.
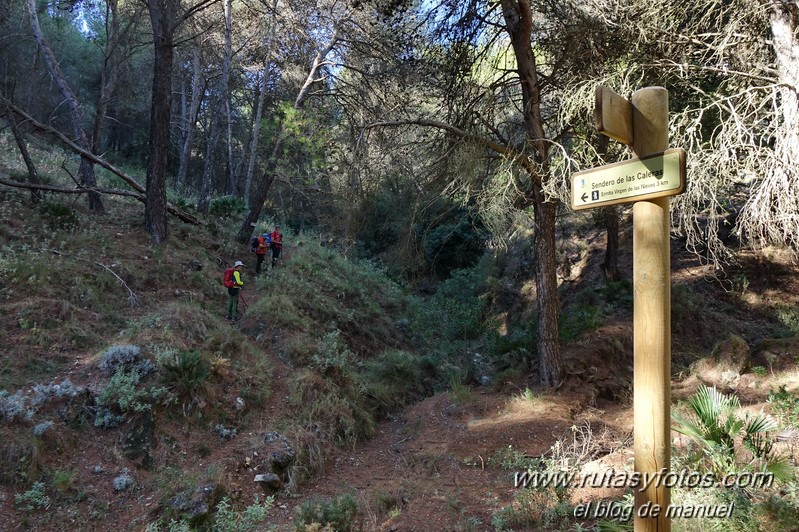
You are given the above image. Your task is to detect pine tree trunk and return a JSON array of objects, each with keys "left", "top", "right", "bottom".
[
  {"left": 501, "top": 0, "right": 562, "bottom": 386},
  {"left": 535, "top": 201, "right": 562, "bottom": 387},
  {"left": 222, "top": 0, "right": 235, "bottom": 195},
  {"left": 197, "top": 119, "right": 221, "bottom": 214},
  {"left": 244, "top": 67, "right": 267, "bottom": 206},
  {"left": 176, "top": 44, "right": 203, "bottom": 189},
  {"left": 198, "top": 0, "right": 234, "bottom": 213},
  {"left": 144, "top": 0, "right": 177, "bottom": 243}
]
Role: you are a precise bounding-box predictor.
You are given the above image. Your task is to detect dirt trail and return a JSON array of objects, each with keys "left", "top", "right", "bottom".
[{"left": 266, "top": 389, "right": 610, "bottom": 530}]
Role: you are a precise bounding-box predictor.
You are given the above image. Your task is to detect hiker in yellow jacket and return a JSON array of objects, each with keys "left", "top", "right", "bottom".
[{"left": 224, "top": 260, "right": 245, "bottom": 321}]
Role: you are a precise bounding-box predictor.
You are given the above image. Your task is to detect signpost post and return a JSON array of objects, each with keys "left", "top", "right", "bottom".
[{"left": 573, "top": 86, "right": 680, "bottom": 532}]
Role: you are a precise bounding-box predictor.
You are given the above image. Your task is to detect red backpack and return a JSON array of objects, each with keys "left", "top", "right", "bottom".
[{"left": 222, "top": 267, "right": 235, "bottom": 288}]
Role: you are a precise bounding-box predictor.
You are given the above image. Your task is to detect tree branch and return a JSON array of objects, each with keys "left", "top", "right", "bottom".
[
  {"left": 363, "top": 118, "right": 537, "bottom": 176},
  {"left": 0, "top": 174, "right": 202, "bottom": 224},
  {"left": 3, "top": 102, "right": 201, "bottom": 225}
]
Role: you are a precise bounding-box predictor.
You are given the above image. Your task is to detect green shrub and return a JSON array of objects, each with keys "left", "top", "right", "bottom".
[
  {"left": 213, "top": 496, "right": 274, "bottom": 531},
  {"left": 289, "top": 369, "right": 375, "bottom": 448},
  {"left": 160, "top": 350, "right": 210, "bottom": 413},
  {"left": 96, "top": 368, "right": 172, "bottom": 421},
  {"left": 167, "top": 190, "right": 195, "bottom": 213},
  {"left": 294, "top": 493, "right": 359, "bottom": 531},
  {"left": 310, "top": 330, "right": 355, "bottom": 377},
  {"left": 775, "top": 306, "right": 799, "bottom": 337},
  {"left": 560, "top": 304, "right": 602, "bottom": 342},
  {"left": 411, "top": 266, "right": 489, "bottom": 353},
  {"left": 360, "top": 350, "right": 430, "bottom": 413},
  {"left": 423, "top": 212, "right": 487, "bottom": 277},
  {"left": 768, "top": 386, "right": 799, "bottom": 428},
  {"left": 209, "top": 195, "right": 246, "bottom": 218},
  {"left": 39, "top": 201, "right": 79, "bottom": 230},
  {"left": 15, "top": 481, "right": 50, "bottom": 511},
  {"left": 448, "top": 371, "right": 472, "bottom": 405},
  {"left": 52, "top": 468, "right": 77, "bottom": 495},
  {"left": 673, "top": 384, "right": 789, "bottom": 477}
]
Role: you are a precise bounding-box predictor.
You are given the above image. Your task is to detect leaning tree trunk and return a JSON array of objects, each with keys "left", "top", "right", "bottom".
[
  {"left": 501, "top": 0, "right": 562, "bottom": 386},
  {"left": 1, "top": 93, "right": 41, "bottom": 202},
  {"left": 26, "top": 0, "right": 104, "bottom": 212}
]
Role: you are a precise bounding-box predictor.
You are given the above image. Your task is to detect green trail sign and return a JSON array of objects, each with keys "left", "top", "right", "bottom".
[{"left": 571, "top": 148, "right": 686, "bottom": 211}]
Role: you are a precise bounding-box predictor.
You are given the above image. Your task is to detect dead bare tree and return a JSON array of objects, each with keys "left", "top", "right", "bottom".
[{"left": 581, "top": 0, "right": 799, "bottom": 266}]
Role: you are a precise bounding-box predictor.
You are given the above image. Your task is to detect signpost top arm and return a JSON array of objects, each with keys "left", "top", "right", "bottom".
[{"left": 595, "top": 85, "right": 634, "bottom": 146}]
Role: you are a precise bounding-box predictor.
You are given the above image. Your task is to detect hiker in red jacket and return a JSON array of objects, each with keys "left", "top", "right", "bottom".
[
  {"left": 255, "top": 232, "right": 270, "bottom": 274},
  {"left": 270, "top": 226, "right": 283, "bottom": 268}
]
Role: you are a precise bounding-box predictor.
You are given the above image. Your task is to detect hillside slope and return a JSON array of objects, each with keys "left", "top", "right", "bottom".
[{"left": 1, "top": 191, "right": 798, "bottom": 531}]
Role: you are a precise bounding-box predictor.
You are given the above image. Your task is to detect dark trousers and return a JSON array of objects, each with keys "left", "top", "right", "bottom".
[
  {"left": 255, "top": 253, "right": 266, "bottom": 274},
  {"left": 226, "top": 287, "right": 240, "bottom": 319},
  {"left": 271, "top": 246, "right": 281, "bottom": 267}
]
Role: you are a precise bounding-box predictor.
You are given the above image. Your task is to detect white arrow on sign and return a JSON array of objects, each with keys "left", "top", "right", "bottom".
[{"left": 571, "top": 148, "right": 686, "bottom": 211}]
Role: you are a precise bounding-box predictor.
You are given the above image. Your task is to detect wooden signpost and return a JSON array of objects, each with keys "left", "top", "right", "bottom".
[{"left": 572, "top": 86, "right": 682, "bottom": 532}]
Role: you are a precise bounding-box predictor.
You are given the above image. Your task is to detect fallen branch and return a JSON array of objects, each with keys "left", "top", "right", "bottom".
[
  {"left": 3, "top": 102, "right": 201, "bottom": 225},
  {"left": 0, "top": 173, "right": 200, "bottom": 225},
  {"left": 93, "top": 261, "right": 141, "bottom": 307},
  {"left": 0, "top": 175, "right": 142, "bottom": 199},
  {"left": 44, "top": 248, "right": 140, "bottom": 307}
]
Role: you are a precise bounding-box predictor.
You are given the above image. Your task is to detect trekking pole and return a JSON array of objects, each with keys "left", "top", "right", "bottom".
[{"left": 239, "top": 292, "right": 249, "bottom": 312}]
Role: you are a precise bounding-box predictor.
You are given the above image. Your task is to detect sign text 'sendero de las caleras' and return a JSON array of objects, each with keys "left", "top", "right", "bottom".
[{"left": 571, "top": 148, "right": 686, "bottom": 211}]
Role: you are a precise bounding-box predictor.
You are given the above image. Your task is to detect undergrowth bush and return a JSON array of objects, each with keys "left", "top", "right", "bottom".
[
  {"left": 113, "top": 469, "right": 134, "bottom": 491},
  {"left": 160, "top": 349, "right": 211, "bottom": 414},
  {"left": 95, "top": 349, "right": 173, "bottom": 426},
  {"left": 99, "top": 344, "right": 154, "bottom": 376},
  {"left": 96, "top": 369, "right": 172, "bottom": 418},
  {"left": 209, "top": 195, "right": 247, "bottom": 218},
  {"left": 263, "top": 239, "right": 406, "bottom": 351},
  {"left": 294, "top": 493, "right": 359, "bottom": 531},
  {"left": 1, "top": 378, "right": 85, "bottom": 425},
  {"left": 15, "top": 481, "right": 50, "bottom": 511},
  {"left": 144, "top": 496, "right": 274, "bottom": 531},
  {"left": 360, "top": 349, "right": 431, "bottom": 414},
  {"left": 768, "top": 386, "right": 799, "bottom": 427},
  {"left": 38, "top": 201, "right": 79, "bottom": 230},
  {"left": 289, "top": 368, "right": 375, "bottom": 448},
  {"left": 0, "top": 391, "right": 32, "bottom": 423},
  {"left": 672, "top": 384, "right": 790, "bottom": 478}
]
